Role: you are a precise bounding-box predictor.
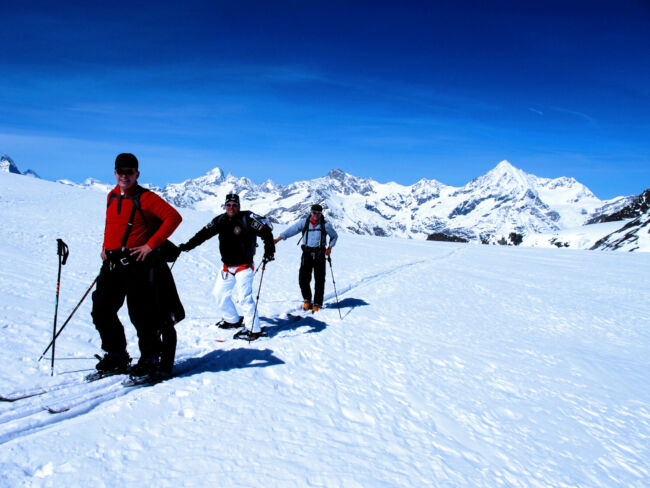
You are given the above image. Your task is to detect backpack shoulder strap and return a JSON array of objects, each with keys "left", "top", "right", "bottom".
[
  {"left": 119, "top": 188, "right": 150, "bottom": 249},
  {"left": 319, "top": 216, "right": 327, "bottom": 248},
  {"left": 298, "top": 215, "right": 311, "bottom": 245}
]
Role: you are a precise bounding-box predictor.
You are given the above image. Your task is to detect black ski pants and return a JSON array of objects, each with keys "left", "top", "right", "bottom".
[
  {"left": 299, "top": 247, "right": 326, "bottom": 306},
  {"left": 91, "top": 255, "right": 164, "bottom": 362}
]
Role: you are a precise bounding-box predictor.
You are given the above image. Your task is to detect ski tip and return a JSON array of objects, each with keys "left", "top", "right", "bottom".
[
  {"left": 1, "top": 391, "right": 48, "bottom": 402},
  {"left": 45, "top": 406, "right": 70, "bottom": 414}
]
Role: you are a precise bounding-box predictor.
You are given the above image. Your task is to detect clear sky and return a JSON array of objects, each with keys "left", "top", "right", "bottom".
[{"left": 1, "top": 0, "right": 648, "bottom": 199}]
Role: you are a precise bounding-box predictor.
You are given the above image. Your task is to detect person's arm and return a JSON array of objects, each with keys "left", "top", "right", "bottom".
[
  {"left": 143, "top": 193, "right": 183, "bottom": 250},
  {"left": 249, "top": 214, "right": 275, "bottom": 261},
  {"left": 101, "top": 191, "right": 112, "bottom": 260},
  {"left": 260, "top": 226, "right": 275, "bottom": 261},
  {"left": 325, "top": 222, "right": 338, "bottom": 256},
  {"left": 179, "top": 216, "right": 221, "bottom": 252},
  {"left": 131, "top": 192, "right": 182, "bottom": 261},
  {"left": 278, "top": 220, "right": 304, "bottom": 242}
]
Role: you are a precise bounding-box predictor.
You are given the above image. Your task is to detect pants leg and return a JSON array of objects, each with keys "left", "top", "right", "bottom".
[
  {"left": 91, "top": 262, "right": 128, "bottom": 354},
  {"left": 151, "top": 260, "right": 182, "bottom": 373},
  {"left": 159, "top": 325, "right": 177, "bottom": 373},
  {"left": 232, "top": 267, "right": 260, "bottom": 332},
  {"left": 212, "top": 269, "right": 240, "bottom": 323},
  {"left": 313, "top": 255, "right": 327, "bottom": 306},
  {"left": 299, "top": 253, "right": 314, "bottom": 302},
  {"left": 125, "top": 262, "right": 162, "bottom": 361}
]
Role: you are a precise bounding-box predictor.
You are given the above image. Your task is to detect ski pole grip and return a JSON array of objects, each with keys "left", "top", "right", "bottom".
[{"left": 57, "top": 239, "right": 70, "bottom": 265}]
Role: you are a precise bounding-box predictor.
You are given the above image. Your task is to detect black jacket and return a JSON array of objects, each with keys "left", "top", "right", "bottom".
[{"left": 182, "top": 211, "right": 274, "bottom": 266}]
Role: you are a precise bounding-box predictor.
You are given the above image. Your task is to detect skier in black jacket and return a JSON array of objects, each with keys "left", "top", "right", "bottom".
[{"left": 177, "top": 193, "right": 274, "bottom": 340}]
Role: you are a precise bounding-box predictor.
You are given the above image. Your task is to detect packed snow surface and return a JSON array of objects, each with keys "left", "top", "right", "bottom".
[{"left": 0, "top": 172, "right": 649, "bottom": 487}]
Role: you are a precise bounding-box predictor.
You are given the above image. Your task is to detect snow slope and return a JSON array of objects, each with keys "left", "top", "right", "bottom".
[{"left": 1, "top": 172, "right": 649, "bottom": 487}]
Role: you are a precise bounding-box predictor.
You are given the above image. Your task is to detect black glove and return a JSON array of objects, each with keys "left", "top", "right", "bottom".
[
  {"left": 178, "top": 243, "right": 189, "bottom": 252},
  {"left": 263, "top": 253, "right": 274, "bottom": 263}
]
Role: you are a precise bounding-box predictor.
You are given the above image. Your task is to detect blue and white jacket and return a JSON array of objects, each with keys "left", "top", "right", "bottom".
[{"left": 280, "top": 216, "right": 338, "bottom": 249}]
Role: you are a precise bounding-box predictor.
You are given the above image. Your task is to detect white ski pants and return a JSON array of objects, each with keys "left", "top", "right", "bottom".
[{"left": 212, "top": 265, "right": 260, "bottom": 332}]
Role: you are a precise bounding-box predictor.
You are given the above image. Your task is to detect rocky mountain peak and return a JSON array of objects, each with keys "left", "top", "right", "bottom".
[
  {"left": 587, "top": 188, "right": 650, "bottom": 224},
  {"left": 591, "top": 189, "right": 650, "bottom": 251},
  {"left": 1, "top": 155, "right": 22, "bottom": 175},
  {"left": 475, "top": 160, "right": 533, "bottom": 193},
  {"left": 1, "top": 155, "right": 41, "bottom": 178},
  {"left": 202, "top": 167, "right": 226, "bottom": 184},
  {"left": 326, "top": 168, "right": 347, "bottom": 181}
]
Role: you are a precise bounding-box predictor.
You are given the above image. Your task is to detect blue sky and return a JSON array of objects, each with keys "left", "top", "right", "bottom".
[{"left": 1, "top": 0, "right": 648, "bottom": 199}]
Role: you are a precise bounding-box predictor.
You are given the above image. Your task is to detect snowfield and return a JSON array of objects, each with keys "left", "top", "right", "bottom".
[{"left": 1, "top": 172, "right": 649, "bottom": 487}]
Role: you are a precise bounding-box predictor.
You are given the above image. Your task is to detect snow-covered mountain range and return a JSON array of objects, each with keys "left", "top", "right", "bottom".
[
  {"left": 3, "top": 154, "right": 646, "bottom": 250},
  {"left": 155, "top": 160, "right": 633, "bottom": 246}
]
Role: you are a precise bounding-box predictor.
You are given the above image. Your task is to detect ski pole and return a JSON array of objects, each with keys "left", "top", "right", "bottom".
[
  {"left": 327, "top": 256, "right": 342, "bottom": 319},
  {"left": 250, "top": 259, "right": 268, "bottom": 342},
  {"left": 39, "top": 274, "right": 98, "bottom": 362},
  {"left": 50, "top": 239, "right": 69, "bottom": 375}
]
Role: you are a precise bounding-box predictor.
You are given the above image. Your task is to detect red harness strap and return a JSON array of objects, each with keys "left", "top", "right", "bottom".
[{"left": 222, "top": 263, "right": 254, "bottom": 277}]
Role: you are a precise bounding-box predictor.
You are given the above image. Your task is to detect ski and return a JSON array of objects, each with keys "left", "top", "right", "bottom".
[
  {"left": 233, "top": 328, "right": 269, "bottom": 341},
  {"left": 43, "top": 378, "right": 134, "bottom": 414},
  {"left": 3, "top": 370, "right": 131, "bottom": 404},
  {"left": 1, "top": 391, "right": 49, "bottom": 402},
  {"left": 84, "top": 369, "right": 130, "bottom": 382},
  {"left": 0, "top": 378, "right": 85, "bottom": 403},
  {"left": 215, "top": 318, "right": 244, "bottom": 329},
  {"left": 45, "top": 406, "right": 70, "bottom": 414},
  {"left": 43, "top": 390, "right": 114, "bottom": 415},
  {"left": 122, "top": 371, "right": 174, "bottom": 387},
  {"left": 45, "top": 369, "right": 177, "bottom": 414}
]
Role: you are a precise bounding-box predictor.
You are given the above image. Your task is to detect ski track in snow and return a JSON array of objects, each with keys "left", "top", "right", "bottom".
[
  {"left": 1, "top": 173, "right": 650, "bottom": 487},
  {"left": 0, "top": 248, "right": 454, "bottom": 450},
  {"left": 0, "top": 256, "right": 429, "bottom": 447}
]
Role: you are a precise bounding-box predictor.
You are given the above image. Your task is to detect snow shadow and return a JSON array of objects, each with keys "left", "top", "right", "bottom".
[
  {"left": 174, "top": 348, "right": 285, "bottom": 377},
  {"left": 324, "top": 297, "right": 368, "bottom": 310},
  {"left": 323, "top": 297, "right": 369, "bottom": 319},
  {"left": 261, "top": 315, "right": 328, "bottom": 337}
]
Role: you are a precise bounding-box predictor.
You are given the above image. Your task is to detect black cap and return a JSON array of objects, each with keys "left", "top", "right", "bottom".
[
  {"left": 115, "top": 153, "right": 138, "bottom": 169},
  {"left": 311, "top": 204, "right": 323, "bottom": 212},
  {"left": 225, "top": 193, "right": 240, "bottom": 205}
]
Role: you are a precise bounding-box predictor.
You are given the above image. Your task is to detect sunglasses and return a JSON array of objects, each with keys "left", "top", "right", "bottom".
[
  {"left": 116, "top": 168, "right": 136, "bottom": 176},
  {"left": 311, "top": 211, "right": 322, "bottom": 215},
  {"left": 225, "top": 203, "right": 240, "bottom": 208}
]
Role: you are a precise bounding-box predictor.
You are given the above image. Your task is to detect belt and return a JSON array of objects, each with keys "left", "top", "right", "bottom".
[{"left": 105, "top": 249, "right": 132, "bottom": 267}]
